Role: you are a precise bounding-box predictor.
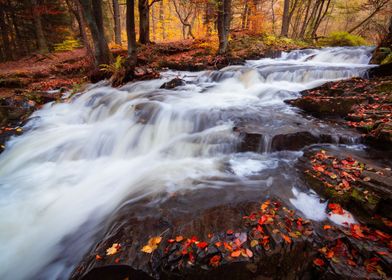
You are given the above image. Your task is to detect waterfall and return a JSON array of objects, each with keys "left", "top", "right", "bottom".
[{"left": 0, "top": 46, "right": 375, "bottom": 280}]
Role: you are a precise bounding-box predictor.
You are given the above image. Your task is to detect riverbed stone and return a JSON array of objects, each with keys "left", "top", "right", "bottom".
[{"left": 160, "top": 78, "right": 185, "bottom": 89}]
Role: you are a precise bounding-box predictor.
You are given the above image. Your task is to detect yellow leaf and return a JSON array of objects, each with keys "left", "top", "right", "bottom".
[
  {"left": 141, "top": 236, "right": 162, "bottom": 254},
  {"left": 250, "top": 240, "right": 259, "bottom": 247},
  {"left": 106, "top": 243, "right": 120, "bottom": 256},
  {"left": 141, "top": 244, "right": 157, "bottom": 253}
]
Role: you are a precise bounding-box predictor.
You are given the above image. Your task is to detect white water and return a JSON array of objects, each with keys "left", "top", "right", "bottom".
[{"left": 0, "top": 47, "right": 374, "bottom": 280}]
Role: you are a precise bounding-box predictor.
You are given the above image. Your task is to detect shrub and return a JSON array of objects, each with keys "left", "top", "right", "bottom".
[{"left": 319, "top": 32, "right": 368, "bottom": 47}]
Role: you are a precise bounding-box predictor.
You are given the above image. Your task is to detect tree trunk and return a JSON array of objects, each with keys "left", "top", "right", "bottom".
[
  {"left": 112, "top": 0, "right": 122, "bottom": 45},
  {"left": 271, "top": 0, "right": 276, "bottom": 34},
  {"left": 159, "top": 0, "right": 165, "bottom": 40},
  {"left": 138, "top": 0, "right": 150, "bottom": 44},
  {"left": 217, "top": 0, "right": 231, "bottom": 54},
  {"left": 110, "top": 0, "right": 137, "bottom": 86},
  {"left": 80, "top": 0, "right": 111, "bottom": 67},
  {"left": 30, "top": 0, "right": 49, "bottom": 53},
  {"left": 242, "top": 1, "right": 249, "bottom": 30},
  {"left": 0, "top": 7, "right": 12, "bottom": 59},
  {"left": 281, "top": 0, "right": 290, "bottom": 37},
  {"left": 299, "top": 0, "right": 311, "bottom": 39},
  {"left": 126, "top": 0, "right": 137, "bottom": 58}
]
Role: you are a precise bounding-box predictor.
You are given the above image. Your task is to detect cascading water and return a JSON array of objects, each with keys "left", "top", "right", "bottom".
[{"left": 0, "top": 47, "right": 375, "bottom": 280}]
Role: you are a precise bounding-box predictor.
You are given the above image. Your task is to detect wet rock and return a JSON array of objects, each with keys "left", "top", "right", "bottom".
[
  {"left": 236, "top": 127, "right": 359, "bottom": 153},
  {"left": 271, "top": 132, "right": 319, "bottom": 151},
  {"left": 160, "top": 78, "right": 185, "bottom": 89},
  {"left": 287, "top": 97, "right": 361, "bottom": 117},
  {"left": 71, "top": 198, "right": 317, "bottom": 280},
  {"left": 368, "top": 63, "right": 392, "bottom": 78},
  {"left": 298, "top": 147, "right": 392, "bottom": 230}
]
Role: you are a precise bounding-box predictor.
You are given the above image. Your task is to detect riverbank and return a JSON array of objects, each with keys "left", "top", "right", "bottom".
[{"left": 287, "top": 69, "right": 392, "bottom": 149}]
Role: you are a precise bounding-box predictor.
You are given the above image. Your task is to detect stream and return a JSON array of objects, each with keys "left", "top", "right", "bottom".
[{"left": 0, "top": 46, "right": 376, "bottom": 280}]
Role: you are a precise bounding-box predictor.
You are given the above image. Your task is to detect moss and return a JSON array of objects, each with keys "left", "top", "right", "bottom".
[{"left": 318, "top": 32, "right": 368, "bottom": 47}]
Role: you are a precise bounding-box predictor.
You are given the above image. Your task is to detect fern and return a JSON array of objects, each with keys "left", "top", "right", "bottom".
[{"left": 100, "top": 56, "right": 126, "bottom": 74}]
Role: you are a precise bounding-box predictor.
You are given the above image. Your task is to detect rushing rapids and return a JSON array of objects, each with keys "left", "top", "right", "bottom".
[{"left": 0, "top": 47, "right": 376, "bottom": 280}]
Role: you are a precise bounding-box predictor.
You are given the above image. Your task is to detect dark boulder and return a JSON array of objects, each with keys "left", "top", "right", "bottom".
[
  {"left": 160, "top": 78, "right": 185, "bottom": 89},
  {"left": 368, "top": 63, "right": 392, "bottom": 78}
]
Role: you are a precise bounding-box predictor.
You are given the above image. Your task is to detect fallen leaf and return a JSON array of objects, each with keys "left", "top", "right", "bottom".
[
  {"left": 106, "top": 243, "right": 121, "bottom": 256},
  {"left": 231, "top": 250, "right": 241, "bottom": 257},
  {"left": 347, "top": 259, "right": 356, "bottom": 266},
  {"left": 313, "top": 258, "right": 325, "bottom": 267},
  {"left": 323, "top": 225, "right": 332, "bottom": 230},
  {"left": 281, "top": 233, "right": 292, "bottom": 244},
  {"left": 328, "top": 203, "right": 344, "bottom": 215},
  {"left": 250, "top": 239, "right": 259, "bottom": 247},
  {"left": 209, "top": 255, "right": 221, "bottom": 267},
  {"left": 141, "top": 236, "right": 162, "bottom": 253},
  {"left": 95, "top": 254, "right": 103, "bottom": 261},
  {"left": 175, "top": 235, "right": 184, "bottom": 242},
  {"left": 363, "top": 176, "right": 371, "bottom": 182},
  {"left": 197, "top": 241, "right": 208, "bottom": 249},
  {"left": 245, "top": 248, "right": 253, "bottom": 258}
]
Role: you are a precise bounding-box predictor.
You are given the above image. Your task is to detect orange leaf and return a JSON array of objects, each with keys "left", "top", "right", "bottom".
[
  {"left": 95, "top": 254, "right": 103, "bottom": 261},
  {"left": 281, "top": 233, "right": 292, "bottom": 244},
  {"left": 230, "top": 250, "right": 241, "bottom": 257},
  {"left": 323, "top": 225, "right": 332, "bottom": 230},
  {"left": 261, "top": 200, "right": 270, "bottom": 212},
  {"left": 175, "top": 235, "right": 184, "bottom": 242},
  {"left": 326, "top": 250, "right": 334, "bottom": 259}
]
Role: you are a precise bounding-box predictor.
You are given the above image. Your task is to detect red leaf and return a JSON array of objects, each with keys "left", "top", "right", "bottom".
[
  {"left": 313, "top": 258, "right": 325, "bottom": 266},
  {"left": 347, "top": 259, "right": 356, "bottom": 267},
  {"left": 197, "top": 241, "right": 208, "bottom": 249},
  {"left": 328, "top": 203, "right": 344, "bottom": 215},
  {"left": 226, "top": 229, "right": 234, "bottom": 235},
  {"left": 258, "top": 215, "right": 268, "bottom": 225},
  {"left": 209, "top": 255, "right": 221, "bottom": 267}
]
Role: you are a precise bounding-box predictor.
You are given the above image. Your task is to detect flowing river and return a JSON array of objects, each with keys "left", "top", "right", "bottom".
[{"left": 0, "top": 47, "right": 375, "bottom": 279}]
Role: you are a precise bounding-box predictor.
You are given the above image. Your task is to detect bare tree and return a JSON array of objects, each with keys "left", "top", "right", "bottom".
[
  {"left": 172, "top": 0, "right": 196, "bottom": 39},
  {"left": 349, "top": 0, "right": 391, "bottom": 34}
]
